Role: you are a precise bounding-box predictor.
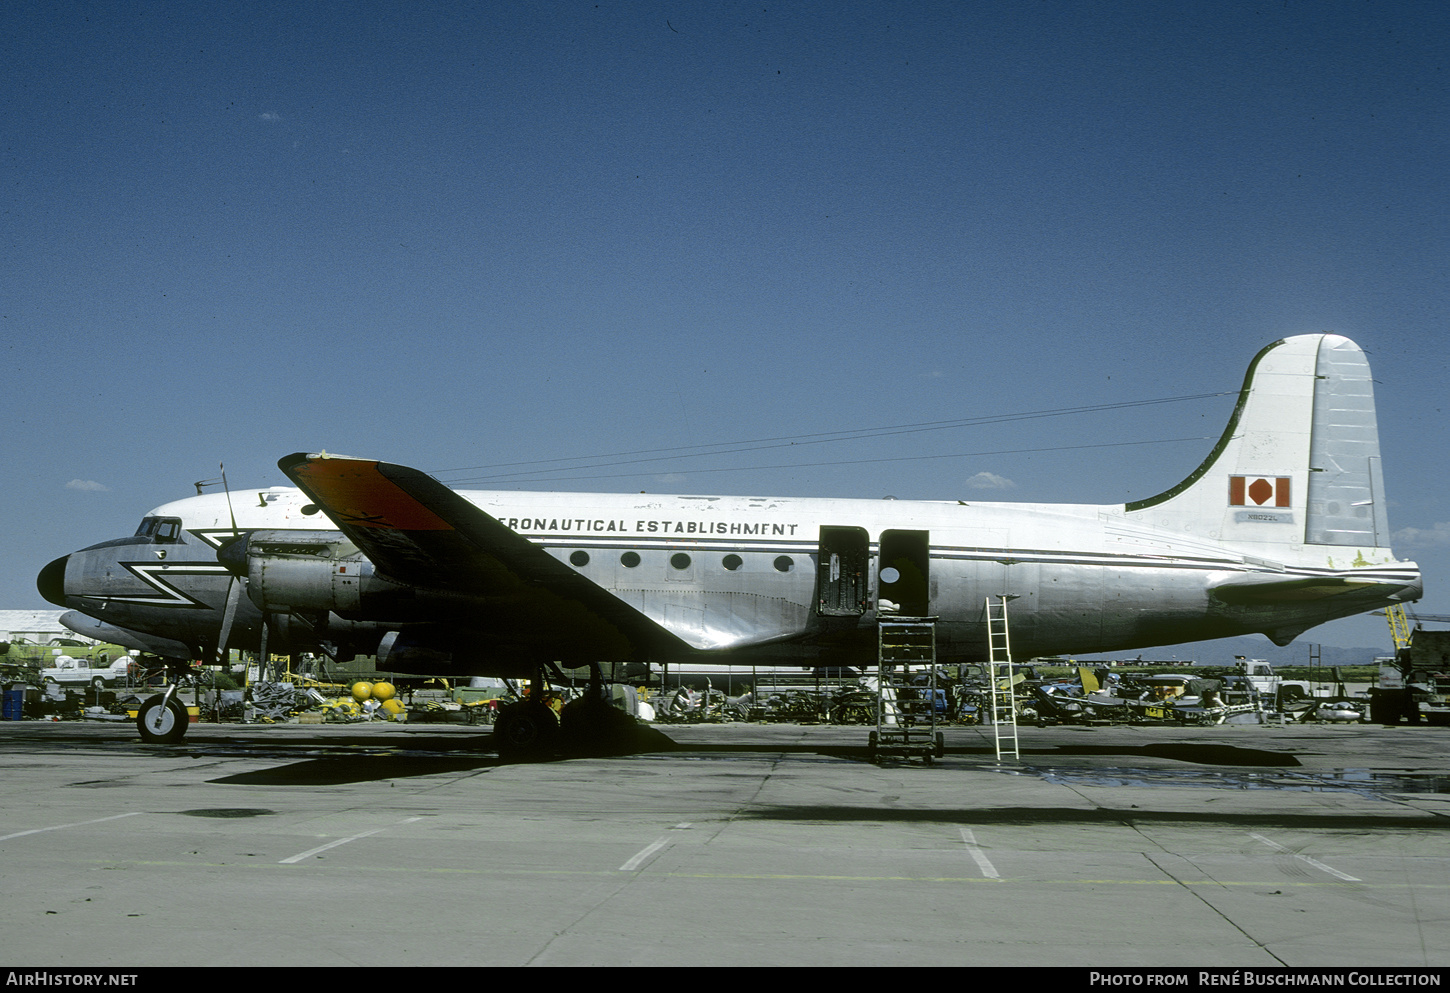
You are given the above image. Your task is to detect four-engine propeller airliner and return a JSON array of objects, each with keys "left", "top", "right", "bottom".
[{"left": 37, "top": 334, "right": 1423, "bottom": 747}]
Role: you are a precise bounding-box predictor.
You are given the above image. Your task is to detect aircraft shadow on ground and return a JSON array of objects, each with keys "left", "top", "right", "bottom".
[
  {"left": 738, "top": 805, "right": 1450, "bottom": 830},
  {"left": 204, "top": 729, "right": 1305, "bottom": 787},
  {"left": 650, "top": 737, "right": 1301, "bottom": 768},
  {"left": 205, "top": 725, "right": 682, "bottom": 785},
  {"left": 212, "top": 755, "right": 500, "bottom": 786}
]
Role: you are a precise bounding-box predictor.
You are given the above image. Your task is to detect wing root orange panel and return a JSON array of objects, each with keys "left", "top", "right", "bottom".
[{"left": 293, "top": 458, "right": 453, "bottom": 531}]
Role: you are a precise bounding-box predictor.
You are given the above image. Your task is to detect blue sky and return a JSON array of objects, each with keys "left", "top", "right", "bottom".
[{"left": 4, "top": 1, "right": 1446, "bottom": 652}]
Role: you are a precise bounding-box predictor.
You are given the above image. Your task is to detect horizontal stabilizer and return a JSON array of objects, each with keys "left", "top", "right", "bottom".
[
  {"left": 1210, "top": 575, "right": 1381, "bottom": 605},
  {"left": 1210, "top": 567, "right": 1421, "bottom": 606}
]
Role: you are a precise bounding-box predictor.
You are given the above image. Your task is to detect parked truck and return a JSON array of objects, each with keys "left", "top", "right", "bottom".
[
  {"left": 1368, "top": 629, "right": 1450, "bottom": 725},
  {"left": 38, "top": 653, "right": 135, "bottom": 691}
]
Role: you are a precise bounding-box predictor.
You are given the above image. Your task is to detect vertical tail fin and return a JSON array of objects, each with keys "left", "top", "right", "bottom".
[{"left": 1125, "top": 334, "right": 1397, "bottom": 563}]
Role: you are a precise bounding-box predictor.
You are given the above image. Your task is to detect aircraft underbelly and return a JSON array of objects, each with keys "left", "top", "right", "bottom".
[
  {"left": 616, "top": 588, "right": 812, "bottom": 651},
  {"left": 1088, "top": 565, "right": 1218, "bottom": 654}
]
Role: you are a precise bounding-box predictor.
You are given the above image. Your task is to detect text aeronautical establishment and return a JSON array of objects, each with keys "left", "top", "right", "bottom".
[{"left": 501, "top": 517, "right": 803, "bottom": 537}]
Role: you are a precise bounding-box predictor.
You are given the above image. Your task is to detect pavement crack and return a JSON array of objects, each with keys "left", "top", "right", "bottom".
[{"left": 1141, "top": 852, "right": 1287, "bottom": 966}]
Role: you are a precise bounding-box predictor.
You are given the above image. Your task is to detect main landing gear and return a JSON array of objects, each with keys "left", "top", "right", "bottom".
[
  {"left": 492, "top": 662, "right": 640, "bottom": 761},
  {"left": 493, "top": 698, "right": 561, "bottom": 759}
]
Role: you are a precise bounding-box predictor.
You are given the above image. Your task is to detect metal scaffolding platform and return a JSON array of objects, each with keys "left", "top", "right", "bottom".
[{"left": 870, "top": 617, "right": 944, "bottom": 763}]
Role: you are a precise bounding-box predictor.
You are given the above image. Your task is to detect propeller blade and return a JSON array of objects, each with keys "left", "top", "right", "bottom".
[{"left": 215, "top": 576, "right": 243, "bottom": 667}]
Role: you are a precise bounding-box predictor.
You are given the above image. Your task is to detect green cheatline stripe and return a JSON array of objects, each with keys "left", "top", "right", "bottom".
[{"left": 1125, "top": 336, "right": 1284, "bottom": 513}]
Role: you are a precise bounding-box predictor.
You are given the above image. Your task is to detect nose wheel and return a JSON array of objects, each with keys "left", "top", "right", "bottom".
[
  {"left": 136, "top": 691, "right": 190, "bottom": 744},
  {"left": 137, "top": 694, "right": 189, "bottom": 744},
  {"left": 132, "top": 658, "right": 201, "bottom": 744}
]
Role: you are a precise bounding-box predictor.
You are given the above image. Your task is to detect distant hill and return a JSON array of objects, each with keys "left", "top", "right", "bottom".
[{"left": 1066, "top": 636, "right": 1390, "bottom": 668}]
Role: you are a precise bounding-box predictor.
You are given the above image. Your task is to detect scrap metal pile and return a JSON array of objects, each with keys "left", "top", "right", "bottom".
[
  {"left": 650, "top": 671, "right": 975, "bottom": 725},
  {"left": 647, "top": 662, "right": 1369, "bottom": 727},
  {"left": 6, "top": 658, "right": 1371, "bottom": 730},
  {"left": 250, "top": 680, "right": 410, "bottom": 723},
  {"left": 1025, "top": 667, "right": 1367, "bottom": 726}
]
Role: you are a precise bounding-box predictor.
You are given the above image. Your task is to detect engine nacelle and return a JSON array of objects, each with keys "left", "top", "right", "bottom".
[
  {"left": 264, "top": 611, "right": 396, "bottom": 661},
  {"left": 239, "top": 529, "right": 401, "bottom": 615}
]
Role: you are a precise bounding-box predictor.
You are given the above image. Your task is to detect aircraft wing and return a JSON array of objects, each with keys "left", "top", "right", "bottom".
[{"left": 277, "top": 452, "right": 692, "bottom": 661}]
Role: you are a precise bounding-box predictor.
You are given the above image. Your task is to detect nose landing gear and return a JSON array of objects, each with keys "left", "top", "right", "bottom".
[
  {"left": 137, "top": 691, "right": 189, "bottom": 744},
  {"left": 133, "top": 659, "right": 200, "bottom": 744}
]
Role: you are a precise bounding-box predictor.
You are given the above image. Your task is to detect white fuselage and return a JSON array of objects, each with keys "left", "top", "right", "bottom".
[
  {"left": 60, "top": 472, "right": 1411, "bottom": 671},
  {"left": 442, "top": 488, "right": 1340, "bottom": 662}
]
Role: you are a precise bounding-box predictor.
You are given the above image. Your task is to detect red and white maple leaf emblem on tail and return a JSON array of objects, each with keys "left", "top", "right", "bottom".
[{"left": 1229, "top": 476, "right": 1290, "bottom": 507}]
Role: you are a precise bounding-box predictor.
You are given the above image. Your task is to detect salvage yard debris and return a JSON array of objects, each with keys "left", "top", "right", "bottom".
[
  {"left": 0, "top": 654, "right": 1399, "bottom": 730},
  {"left": 649, "top": 659, "right": 1377, "bottom": 728}
]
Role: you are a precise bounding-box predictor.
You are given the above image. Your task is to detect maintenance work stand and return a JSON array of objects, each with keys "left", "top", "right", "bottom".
[{"left": 871, "top": 617, "right": 945, "bottom": 763}]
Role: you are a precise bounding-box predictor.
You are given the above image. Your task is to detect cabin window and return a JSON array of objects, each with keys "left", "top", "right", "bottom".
[
  {"left": 570, "top": 551, "right": 590, "bottom": 567},
  {"left": 620, "top": 551, "right": 641, "bottom": 568},
  {"left": 722, "top": 554, "right": 743, "bottom": 571},
  {"left": 670, "top": 553, "right": 692, "bottom": 570},
  {"left": 774, "top": 556, "right": 794, "bottom": 573}
]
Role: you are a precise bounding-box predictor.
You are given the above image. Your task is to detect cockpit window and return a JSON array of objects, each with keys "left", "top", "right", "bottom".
[{"left": 133, "top": 516, "right": 184, "bottom": 543}]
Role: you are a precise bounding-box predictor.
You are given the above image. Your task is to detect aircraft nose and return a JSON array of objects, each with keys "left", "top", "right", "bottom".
[{"left": 37, "top": 555, "right": 71, "bottom": 606}]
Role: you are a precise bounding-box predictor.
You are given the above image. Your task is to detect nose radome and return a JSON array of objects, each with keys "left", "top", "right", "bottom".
[{"left": 37, "top": 555, "right": 71, "bottom": 606}]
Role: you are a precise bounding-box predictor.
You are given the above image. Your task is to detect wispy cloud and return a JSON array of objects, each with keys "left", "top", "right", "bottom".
[
  {"left": 1394, "top": 522, "right": 1450, "bottom": 549},
  {"left": 66, "top": 479, "right": 109, "bottom": 492},
  {"left": 966, "top": 471, "right": 1015, "bottom": 490},
  {"left": 259, "top": 111, "right": 281, "bottom": 121}
]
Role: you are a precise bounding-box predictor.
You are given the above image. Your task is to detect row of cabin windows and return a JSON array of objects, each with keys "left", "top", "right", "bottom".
[{"left": 567, "top": 550, "right": 796, "bottom": 573}]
